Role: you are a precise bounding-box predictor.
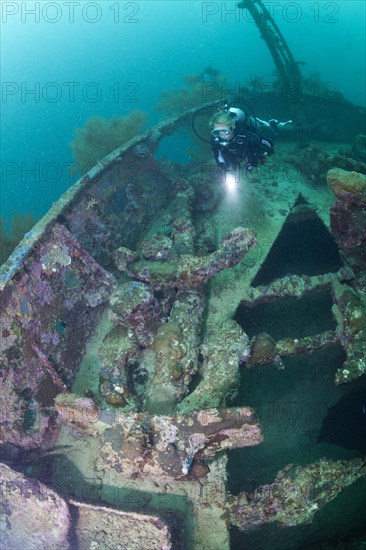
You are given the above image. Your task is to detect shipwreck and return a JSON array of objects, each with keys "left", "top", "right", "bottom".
[{"left": 1, "top": 1, "right": 366, "bottom": 548}]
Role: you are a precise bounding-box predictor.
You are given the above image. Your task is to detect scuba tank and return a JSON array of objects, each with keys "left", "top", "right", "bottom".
[
  {"left": 228, "top": 107, "right": 272, "bottom": 131},
  {"left": 228, "top": 106, "right": 292, "bottom": 133},
  {"left": 228, "top": 107, "right": 257, "bottom": 128}
]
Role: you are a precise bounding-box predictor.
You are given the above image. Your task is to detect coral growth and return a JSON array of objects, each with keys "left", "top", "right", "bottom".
[
  {"left": 0, "top": 212, "right": 36, "bottom": 265},
  {"left": 70, "top": 111, "right": 148, "bottom": 169},
  {"left": 98, "top": 325, "right": 140, "bottom": 408},
  {"left": 115, "top": 227, "right": 257, "bottom": 290},
  {"left": 0, "top": 463, "right": 71, "bottom": 549},
  {"left": 327, "top": 168, "right": 366, "bottom": 203},
  {"left": 230, "top": 457, "right": 366, "bottom": 532},
  {"left": 178, "top": 320, "right": 250, "bottom": 413},
  {"left": 285, "top": 144, "right": 332, "bottom": 185},
  {"left": 327, "top": 167, "right": 366, "bottom": 283},
  {"left": 55, "top": 393, "right": 262, "bottom": 482},
  {"left": 332, "top": 279, "right": 366, "bottom": 384},
  {"left": 144, "top": 290, "right": 204, "bottom": 415},
  {"left": 285, "top": 136, "right": 366, "bottom": 187},
  {"left": 155, "top": 71, "right": 223, "bottom": 116},
  {"left": 247, "top": 332, "right": 276, "bottom": 366}
]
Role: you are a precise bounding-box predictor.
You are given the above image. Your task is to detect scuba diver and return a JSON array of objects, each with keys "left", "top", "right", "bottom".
[{"left": 210, "top": 106, "right": 291, "bottom": 173}]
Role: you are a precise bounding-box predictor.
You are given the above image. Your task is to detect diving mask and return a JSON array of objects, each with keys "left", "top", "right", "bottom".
[{"left": 211, "top": 127, "right": 234, "bottom": 138}]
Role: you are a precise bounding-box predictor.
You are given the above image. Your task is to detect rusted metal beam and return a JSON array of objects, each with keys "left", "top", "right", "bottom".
[
  {"left": 245, "top": 330, "right": 338, "bottom": 368},
  {"left": 237, "top": 0, "right": 303, "bottom": 88},
  {"left": 55, "top": 393, "right": 262, "bottom": 482}
]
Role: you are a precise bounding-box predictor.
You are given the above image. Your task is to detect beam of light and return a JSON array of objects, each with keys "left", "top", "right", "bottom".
[{"left": 224, "top": 172, "right": 238, "bottom": 196}]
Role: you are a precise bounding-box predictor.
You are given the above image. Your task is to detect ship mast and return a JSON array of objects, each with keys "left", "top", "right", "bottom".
[{"left": 237, "top": 0, "right": 303, "bottom": 89}]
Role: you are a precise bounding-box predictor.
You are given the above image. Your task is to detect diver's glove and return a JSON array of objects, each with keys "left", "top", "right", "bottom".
[{"left": 269, "top": 119, "right": 293, "bottom": 130}]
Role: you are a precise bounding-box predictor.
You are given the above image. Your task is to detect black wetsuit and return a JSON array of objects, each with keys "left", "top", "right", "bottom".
[{"left": 211, "top": 120, "right": 273, "bottom": 172}]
